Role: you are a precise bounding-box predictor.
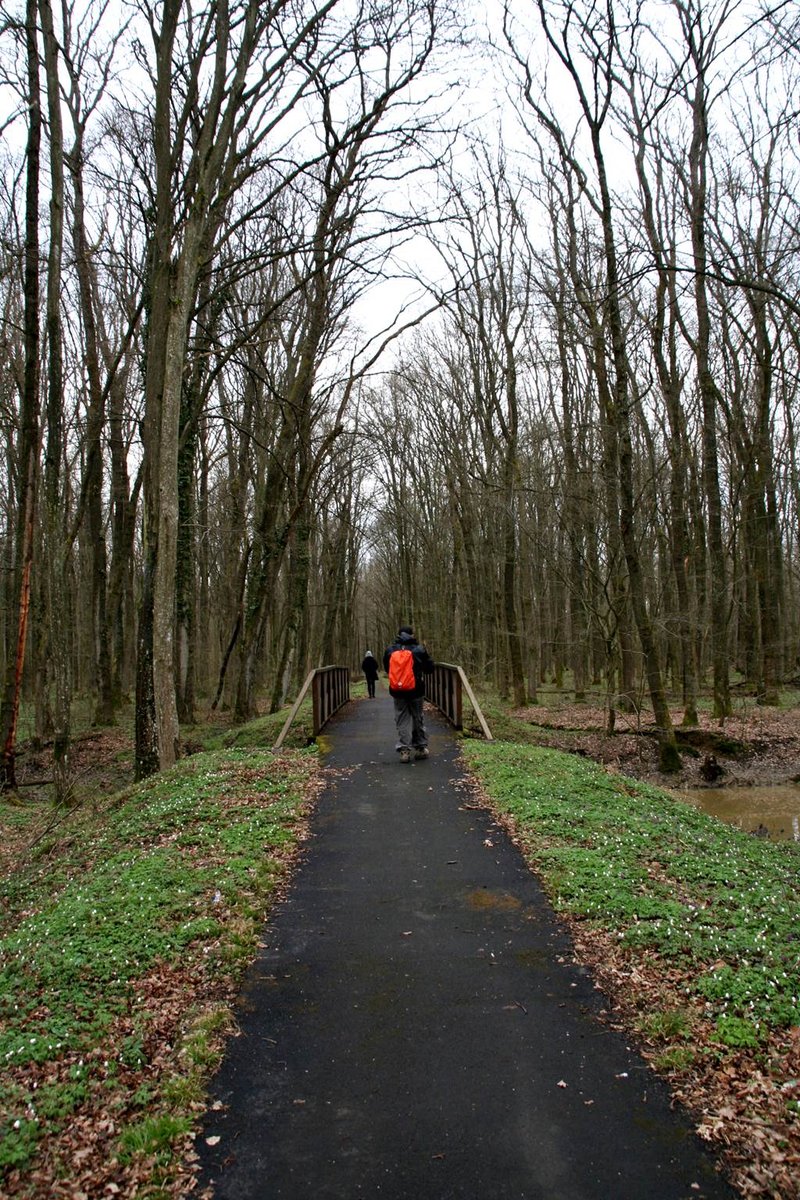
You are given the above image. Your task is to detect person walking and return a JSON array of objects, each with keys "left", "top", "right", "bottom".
[
  {"left": 383, "top": 625, "right": 434, "bottom": 762},
  {"left": 361, "top": 650, "right": 379, "bottom": 698}
]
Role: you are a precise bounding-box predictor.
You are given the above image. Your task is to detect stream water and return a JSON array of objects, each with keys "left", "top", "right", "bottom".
[{"left": 675, "top": 783, "right": 800, "bottom": 842}]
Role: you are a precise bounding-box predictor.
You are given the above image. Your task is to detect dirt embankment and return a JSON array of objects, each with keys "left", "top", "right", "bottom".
[{"left": 512, "top": 700, "right": 800, "bottom": 791}]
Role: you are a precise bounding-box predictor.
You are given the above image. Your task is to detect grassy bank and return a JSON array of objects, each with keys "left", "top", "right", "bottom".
[
  {"left": 463, "top": 730, "right": 800, "bottom": 1196},
  {"left": 0, "top": 740, "right": 320, "bottom": 1199}
]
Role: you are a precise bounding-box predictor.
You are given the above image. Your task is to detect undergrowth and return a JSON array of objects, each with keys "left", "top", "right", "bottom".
[
  {"left": 0, "top": 741, "right": 319, "bottom": 1194},
  {"left": 463, "top": 739, "right": 800, "bottom": 1049}
]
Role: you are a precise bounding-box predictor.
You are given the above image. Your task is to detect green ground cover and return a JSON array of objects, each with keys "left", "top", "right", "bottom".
[
  {"left": 463, "top": 737, "right": 800, "bottom": 1048},
  {"left": 0, "top": 739, "right": 319, "bottom": 1197}
]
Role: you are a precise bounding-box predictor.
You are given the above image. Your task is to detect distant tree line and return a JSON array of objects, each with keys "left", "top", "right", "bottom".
[
  {"left": 0, "top": 0, "right": 798, "bottom": 791},
  {"left": 363, "top": 0, "right": 800, "bottom": 769}
]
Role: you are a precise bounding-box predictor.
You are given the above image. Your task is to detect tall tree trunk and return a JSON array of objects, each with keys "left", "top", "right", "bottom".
[
  {"left": 136, "top": 0, "right": 264, "bottom": 773},
  {"left": 135, "top": 0, "right": 178, "bottom": 780},
  {"left": 235, "top": 416, "right": 297, "bottom": 720},
  {"left": 593, "top": 133, "right": 679, "bottom": 768},
  {"left": 270, "top": 517, "right": 312, "bottom": 712},
  {"left": 557, "top": 320, "right": 588, "bottom": 702},
  {"left": 176, "top": 419, "right": 197, "bottom": 725},
  {"left": 108, "top": 376, "right": 138, "bottom": 707},
  {"left": 682, "top": 6, "right": 731, "bottom": 719},
  {"left": 151, "top": 221, "right": 206, "bottom": 764},
  {"left": 750, "top": 291, "right": 782, "bottom": 704},
  {"left": 66, "top": 86, "right": 114, "bottom": 724},
  {"left": 40, "top": 0, "right": 71, "bottom": 801},
  {"left": 626, "top": 99, "right": 700, "bottom": 725},
  {"left": 136, "top": 7, "right": 205, "bottom": 770},
  {"left": 1, "top": 0, "right": 41, "bottom": 792}
]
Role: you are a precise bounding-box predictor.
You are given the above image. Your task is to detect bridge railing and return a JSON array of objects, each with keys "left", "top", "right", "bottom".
[
  {"left": 273, "top": 661, "right": 492, "bottom": 750},
  {"left": 273, "top": 665, "right": 350, "bottom": 750},
  {"left": 425, "top": 663, "right": 493, "bottom": 741},
  {"left": 312, "top": 666, "right": 350, "bottom": 735}
]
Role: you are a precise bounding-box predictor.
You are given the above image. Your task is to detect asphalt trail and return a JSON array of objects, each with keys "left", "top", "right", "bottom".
[{"left": 195, "top": 692, "right": 735, "bottom": 1200}]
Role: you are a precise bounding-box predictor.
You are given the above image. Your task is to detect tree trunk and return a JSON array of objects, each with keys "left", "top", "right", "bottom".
[
  {"left": 270, "top": 517, "right": 312, "bottom": 713},
  {"left": 593, "top": 133, "right": 679, "bottom": 769},
  {"left": 683, "top": 10, "right": 731, "bottom": 719},
  {"left": 66, "top": 90, "right": 114, "bottom": 725},
  {"left": 135, "top": 1, "right": 178, "bottom": 779},
  {"left": 0, "top": 0, "right": 41, "bottom": 792},
  {"left": 627, "top": 104, "right": 700, "bottom": 725},
  {"left": 40, "top": 0, "right": 72, "bottom": 801}
]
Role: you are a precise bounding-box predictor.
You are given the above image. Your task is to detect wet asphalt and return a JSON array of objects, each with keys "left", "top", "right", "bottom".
[{"left": 195, "top": 691, "right": 736, "bottom": 1200}]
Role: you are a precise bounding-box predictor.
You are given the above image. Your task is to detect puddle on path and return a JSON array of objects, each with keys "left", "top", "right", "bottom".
[
  {"left": 465, "top": 888, "right": 523, "bottom": 912},
  {"left": 674, "top": 783, "right": 800, "bottom": 842},
  {"left": 514, "top": 947, "right": 550, "bottom": 969}
]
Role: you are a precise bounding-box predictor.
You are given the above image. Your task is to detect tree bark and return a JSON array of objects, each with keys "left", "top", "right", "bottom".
[
  {"left": 1, "top": 0, "right": 41, "bottom": 792},
  {"left": 679, "top": 0, "right": 732, "bottom": 718},
  {"left": 40, "top": 0, "right": 72, "bottom": 801}
]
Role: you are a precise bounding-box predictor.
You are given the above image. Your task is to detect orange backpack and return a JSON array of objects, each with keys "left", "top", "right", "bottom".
[{"left": 389, "top": 647, "right": 416, "bottom": 691}]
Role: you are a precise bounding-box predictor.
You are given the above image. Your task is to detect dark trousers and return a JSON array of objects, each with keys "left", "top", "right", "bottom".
[{"left": 393, "top": 696, "right": 427, "bottom": 749}]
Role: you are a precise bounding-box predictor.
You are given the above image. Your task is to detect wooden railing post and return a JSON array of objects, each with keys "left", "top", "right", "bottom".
[
  {"left": 424, "top": 663, "right": 493, "bottom": 740},
  {"left": 273, "top": 666, "right": 351, "bottom": 750}
]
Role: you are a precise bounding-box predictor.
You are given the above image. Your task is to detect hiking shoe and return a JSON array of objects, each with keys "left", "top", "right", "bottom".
[
  {"left": 399, "top": 748, "right": 412, "bottom": 763},
  {"left": 414, "top": 747, "right": 429, "bottom": 760}
]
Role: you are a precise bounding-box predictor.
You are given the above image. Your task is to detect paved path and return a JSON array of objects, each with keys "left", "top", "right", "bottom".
[{"left": 196, "top": 693, "right": 735, "bottom": 1199}]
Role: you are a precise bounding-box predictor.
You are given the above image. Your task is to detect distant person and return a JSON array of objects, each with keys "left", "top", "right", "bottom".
[
  {"left": 361, "top": 650, "right": 379, "bottom": 698},
  {"left": 383, "top": 625, "right": 434, "bottom": 763}
]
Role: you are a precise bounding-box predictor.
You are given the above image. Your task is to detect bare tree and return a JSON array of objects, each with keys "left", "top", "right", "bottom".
[
  {"left": 134, "top": 0, "right": 341, "bottom": 775},
  {"left": 232, "top": 0, "right": 449, "bottom": 719},
  {"left": 0, "top": 0, "right": 41, "bottom": 791},
  {"left": 432, "top": 147, "right": 533, "bottom": 705},
  {"left": 504, "top": 0, "right": 681, "bottom": 768},
  {"left": 618, "top": 55, "right": 702, "bottom": 724},
  {"left": 670, "top": 0, "right": 735, "bottom": 718},
  {"left": 38, "top": 0, "right": 72, "bottom": 799}
]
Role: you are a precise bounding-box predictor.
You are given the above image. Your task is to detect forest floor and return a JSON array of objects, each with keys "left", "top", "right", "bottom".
[
  {"left": 14, "top": 685, "right": 800, "bottom": 805},
  {"left": 509, "top": 693, "right": 800, "bottom": 791}
]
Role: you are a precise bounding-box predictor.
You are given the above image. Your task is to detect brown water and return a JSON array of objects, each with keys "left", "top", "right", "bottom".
[{"left": 676, "top": 784, "right": 800, "bottom": 842}]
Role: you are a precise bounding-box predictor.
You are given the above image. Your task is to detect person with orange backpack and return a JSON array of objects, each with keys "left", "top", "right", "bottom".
[{"left": 383, "top": 625, "right": 434, "bottom": 763}]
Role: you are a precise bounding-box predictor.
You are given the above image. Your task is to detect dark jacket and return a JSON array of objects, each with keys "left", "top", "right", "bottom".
[
  {"left": 383, "top": 631, "right": 434, "bottom": 699},
  {"left": 361, "top": 653, "right": 379, "bottom": 681}
]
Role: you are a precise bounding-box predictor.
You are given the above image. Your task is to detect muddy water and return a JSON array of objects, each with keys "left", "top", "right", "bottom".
[{"left": 675, "top": 784, "right": 800, "bottom": 842}]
